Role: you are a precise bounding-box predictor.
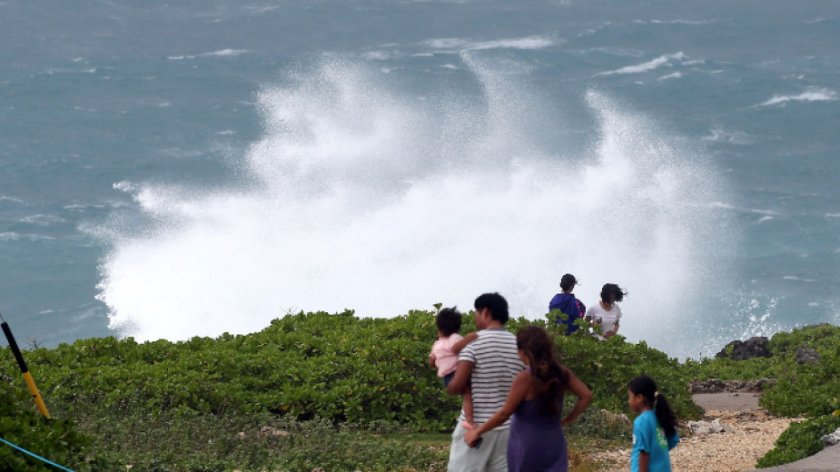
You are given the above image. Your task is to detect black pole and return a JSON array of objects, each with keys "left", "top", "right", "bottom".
[{"left": 2, "top": 321, "right": 29, "bottom": 373}]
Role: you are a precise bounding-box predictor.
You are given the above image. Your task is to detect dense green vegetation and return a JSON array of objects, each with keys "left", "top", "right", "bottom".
[
  {"left": 756, "top": 415, "right": 840, "bottom": 468},
  {"left": 1, "top": 311, "right": 838, "bottom": 470}
]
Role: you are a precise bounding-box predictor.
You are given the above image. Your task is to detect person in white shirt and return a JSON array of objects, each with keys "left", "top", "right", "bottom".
[{"left": 585, "top": 283, "right": 627, "bottom": 340}]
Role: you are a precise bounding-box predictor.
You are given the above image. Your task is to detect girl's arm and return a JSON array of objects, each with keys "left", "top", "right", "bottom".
[
  {"left": 639, "top": 451, "right": 650, "bottom": 472},
  {"left": 464, "top": 370, "right": 530, "bottom": 446},
  {"left": 560, "top": 368, "right": 593, "bottom": 426},
  {"left": 451, "top": 332, "right": 478, "bottom": 354}
]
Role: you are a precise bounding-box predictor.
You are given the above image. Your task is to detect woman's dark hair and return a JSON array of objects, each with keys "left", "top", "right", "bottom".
[
  {"left": 516, "top": 326, "right": 569, "bottom": 416},
  {"left": 436, "top": 307, "right": 462, "bottom": 336},
  {"left": 600, "top": 283, "right": 627, "bottom": 304},
  {"left": 474, "top": 292, "right": 509, "bottom": 324},
  {"left": 628, "top": 375, "right": 677, "bottom": 438}
]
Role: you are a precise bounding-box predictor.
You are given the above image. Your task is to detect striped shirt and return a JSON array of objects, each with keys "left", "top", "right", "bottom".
[{"left": 458, "top": 328, "right": 525, "bottom": 426}]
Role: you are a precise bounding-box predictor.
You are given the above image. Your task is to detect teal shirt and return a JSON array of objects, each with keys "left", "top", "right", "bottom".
[{"left": 630, "top": 410, "right": 679, "bottom": 472}]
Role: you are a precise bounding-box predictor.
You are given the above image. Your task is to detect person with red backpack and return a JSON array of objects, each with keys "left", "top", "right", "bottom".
[{"left": 548, "top": 274, "right": 587, "bottom": 335}]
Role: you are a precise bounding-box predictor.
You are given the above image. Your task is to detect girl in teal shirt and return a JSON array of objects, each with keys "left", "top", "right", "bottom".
[{"left": 628, "top": 376, "right": 679, "bottom": 472}]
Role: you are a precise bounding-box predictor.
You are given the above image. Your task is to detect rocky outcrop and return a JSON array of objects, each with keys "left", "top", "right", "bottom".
[
  {"left": 715, "top": 337, "right": 773, "bottom": 360},
  {"left": 795, "top": 346, "right": 821, "bottom": 365},
  {"left": 689, "top": 378, "right": 775, "bottom": 394}
]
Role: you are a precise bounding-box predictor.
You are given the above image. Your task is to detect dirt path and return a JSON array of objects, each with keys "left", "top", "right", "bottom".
[{"left": 590, "top": 393, "right": 798, "bottom": 472}]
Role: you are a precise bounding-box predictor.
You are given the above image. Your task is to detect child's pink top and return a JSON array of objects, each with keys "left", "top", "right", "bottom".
[{"left": 430, "top": 333, "right": 464, "bottom": 377}]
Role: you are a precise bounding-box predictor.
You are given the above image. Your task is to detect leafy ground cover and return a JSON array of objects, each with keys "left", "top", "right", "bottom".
[{"left": 1, "top": 311, "right": 838, "bottom": 470}]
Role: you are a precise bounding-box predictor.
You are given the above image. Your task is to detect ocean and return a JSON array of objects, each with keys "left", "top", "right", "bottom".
[{"left": 1, "top": 0, "right": 838, "bottom": 359}]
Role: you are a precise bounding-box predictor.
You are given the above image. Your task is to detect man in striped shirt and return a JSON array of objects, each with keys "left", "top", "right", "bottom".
[{"left": 446, "top": 293, "right": 526, "bottom": 471}]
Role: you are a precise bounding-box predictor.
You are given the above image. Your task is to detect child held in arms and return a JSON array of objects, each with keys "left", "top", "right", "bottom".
[{"left": 429, "top": 307, "right": 477, "bottom": 425}]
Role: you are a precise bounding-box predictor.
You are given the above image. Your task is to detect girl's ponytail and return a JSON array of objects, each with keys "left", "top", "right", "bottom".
[
  {"left": 628, "top": 375, "right": 678, "bottom": 438},
  {"left": 653, "top": 392, "right": 677, "bottom": 438}
]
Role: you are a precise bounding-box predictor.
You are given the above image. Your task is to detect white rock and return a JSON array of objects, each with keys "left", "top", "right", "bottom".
[
  {"left": 688, "top": 419, "right": 729, "bottom": 435},
  {"left": 821, "top": 427, "right": 840, "bottom": 446}
]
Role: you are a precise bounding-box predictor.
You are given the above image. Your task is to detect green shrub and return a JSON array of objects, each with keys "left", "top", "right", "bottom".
[
  {"left": 13, "top": 310, "right": 835, "bottom": 468},
  {"left": 0, "top": 377, "right": 114, "bottom": 471},
  {"left": 756, "top": 415, "right": 840, "bottom": 468}
]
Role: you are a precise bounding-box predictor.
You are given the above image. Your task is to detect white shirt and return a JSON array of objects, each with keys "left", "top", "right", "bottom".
[
  {"left": 586, "top": 302, "right": 622, "bottom": 338},
  {"left": 430, "top": 333, "right": 463, "bottom": 377}
]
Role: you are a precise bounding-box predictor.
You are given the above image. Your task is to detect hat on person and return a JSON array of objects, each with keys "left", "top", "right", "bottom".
[{"left": 560, "top": 273, "right": 578, "bottom": 291}]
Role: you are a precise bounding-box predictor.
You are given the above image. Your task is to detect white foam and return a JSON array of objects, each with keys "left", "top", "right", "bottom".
[
  {"left": 782, "top": 276, "right": 816, "bottom": 283},
  {"left": 168, "top": 49, "right": 249, "bottom": 61},
  {"left": 595, "top": 52, "right": 687, "bottom": 76},
  {"left": 805, "top": 17, "right": 834, "bottom": 24},
  {"left": 586, "top": 47, "right": 646, "bottom": 58},
  {"left": 203, "top": 49, "right": 248, "bottom": 57},
  {"left": 0, "top": 232, "right": 54, "bottom": 242},
  {"left": 43, "top": 67, "right": 97, "bottom": 75},
  {"left": 362, "top": 51, "right": 397, "bottom": 61},
  {"left": 63, "top": 203, "right": 109, "bottom": 211},
  {"left": 657, "top": 71, "right": 683, "bottom": 81},
  {"left": 709, "top": 202, "right": 776, "bottom": 216},
  {"left": 243, "top": 5, "right": 279, "bottom": 14},
  {"left": 0, "top": 195, "right": 23, "bottom": 204},
  {"left": 113, "top": 181, "right": 137, "bottom": 193},
  {"left": 703, "top": 128, "right": 754, "bottom": 145},
  {"left": 576, "top": 21, "right": 613, "bottom": 38},
  {"left": 97, "top": 58, "right": 732, "bottom": 357},
  {"left": 422, "top": 36, "right": 556, "bottom": 52},
  {"left": 758, "top": 87, "right": 838, "bottom": 107},
  {"left": 20, "top": 214, "right": 65, "bottom": 226},
  {"left": 635, "top": 19, "right": 717, "bottom": 25}
]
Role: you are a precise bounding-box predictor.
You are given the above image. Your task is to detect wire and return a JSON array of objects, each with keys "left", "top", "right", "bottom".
[{"left": 0, "top": 436, "right": 76, "bottom": 472}]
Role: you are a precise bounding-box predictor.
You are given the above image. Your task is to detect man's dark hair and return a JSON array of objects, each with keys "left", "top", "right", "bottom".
[
  {"left": 436, "top": 307, "right": 462, "bottom": 336},
  {"left": 474, "top": 292, "right": 509, "bottom": 324},
  {"left": 560, "top": 273, "right": 577, "bottom": 292}
]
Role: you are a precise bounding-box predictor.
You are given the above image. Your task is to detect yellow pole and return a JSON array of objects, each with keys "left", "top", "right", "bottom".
[{"left": 22, "top": 371, "right": 51, "bottom": 418}]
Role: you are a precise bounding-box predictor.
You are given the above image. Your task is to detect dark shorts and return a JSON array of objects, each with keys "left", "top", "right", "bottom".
[{"left": 443, "top": 372, "right": 455, "bottom": 386}]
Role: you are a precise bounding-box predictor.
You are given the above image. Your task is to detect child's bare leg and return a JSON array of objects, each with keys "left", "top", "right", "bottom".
[{"left": 463, "top": 387, "right": 474, "bottom": 426}]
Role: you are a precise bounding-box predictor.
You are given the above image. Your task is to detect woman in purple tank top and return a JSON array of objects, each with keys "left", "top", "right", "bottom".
[{"left": 464, "top": 326, "right": 593, "bottom": 471}]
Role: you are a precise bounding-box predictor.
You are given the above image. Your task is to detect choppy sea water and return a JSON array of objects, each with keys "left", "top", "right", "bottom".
[{"left": 1, "top": 1, "right": 838, "bottom": 358}]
